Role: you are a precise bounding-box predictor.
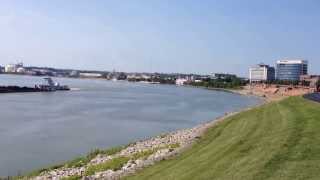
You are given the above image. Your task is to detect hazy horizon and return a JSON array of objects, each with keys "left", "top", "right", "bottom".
[{"left": 0, "top": 0, "right": 319, "bottom": 77}]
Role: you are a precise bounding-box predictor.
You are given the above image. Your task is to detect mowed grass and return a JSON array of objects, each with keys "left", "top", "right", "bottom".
[{"left": 125, "top": 96, "right": 320, "bottom": 180}]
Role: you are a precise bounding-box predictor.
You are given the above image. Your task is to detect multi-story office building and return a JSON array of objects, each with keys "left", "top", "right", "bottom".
[
  {"left": 276, "top": 60, "right": 308, "bottom": 81},
  {"left": 249, "top": 63, "right": 275, "bottom": 83}
]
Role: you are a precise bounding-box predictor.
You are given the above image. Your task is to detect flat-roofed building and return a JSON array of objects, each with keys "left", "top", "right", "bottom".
[
  {"left": 249, "top": 63, "right": 275, "bottom": 83},
  {"left": 300, "top": 75, "right": 320, "bottom": 89},
  {"left": 79, "top": 73, "right": 103, "bottom": 78},
  {"left": 5, "top": 64, "right": 18, "bottom": 73},
  {"left": 4, "top": 63, "right": 23, "bottom": 73},
  {"left": 276, "top": 60, "right": 308, "bottom": 81}
]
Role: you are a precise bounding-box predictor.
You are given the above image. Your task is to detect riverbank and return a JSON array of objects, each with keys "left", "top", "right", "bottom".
[
  {"left": 14, "top": 84, "right": 309, "bottom": 180},
  {"left": 10, "top": 89, "right": 263, "bottom": 180},
  {"left": 17, "top": 105, "right": 261, "bottom": 180},
  {"left": 125, "top": 96, "right": 320, "bottom": 180},
  {"left": 195, "top": 84, "right": 314, "bottom": 102},
  {"left": 184, "top": 85, "right": 269, "bottom": 103},
  {"left": 235, "top": 84, "right": 315, "bottom": 102},
  {"left": 0, "top": 75, "right": 259, "bottom": 178}
]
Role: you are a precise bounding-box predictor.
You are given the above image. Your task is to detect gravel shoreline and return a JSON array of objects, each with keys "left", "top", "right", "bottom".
[{"left": 29, "top": 109, "right": 260, "bottom": 179}]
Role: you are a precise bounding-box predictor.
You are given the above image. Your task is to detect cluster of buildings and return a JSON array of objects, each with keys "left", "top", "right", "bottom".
[
  {"left": 2, "top": 60, "right": 318, "bottom": 89},
  {"left": 0, "top": 63, "right": 108, "bottom": 77},
  {"left": 175, "top": 73, "right": 237, "bottom": 86},
  {"left": 249, "top": 59, "right": 319, "bottom": 89},
  {"left": 0, "top": 62, "right": 224, "bottom": 85},
  {"left": 2, "top": 63, "right": 25, "bottom": 73},
  {"left": 250, "top": 60, "right": 309, "bottom": 82},
  {"left": 0, "top": 63, "right": 65, "bottom": 76}
]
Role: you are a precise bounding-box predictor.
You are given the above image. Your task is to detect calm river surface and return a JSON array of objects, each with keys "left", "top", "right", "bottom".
[{"left": 0, "top": 74, "right": 260, "bottom": 176}]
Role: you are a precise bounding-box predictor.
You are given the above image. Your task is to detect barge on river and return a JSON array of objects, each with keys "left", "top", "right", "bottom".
[{"left": 0, "top": 77, "right": 70, "bottom": 93}]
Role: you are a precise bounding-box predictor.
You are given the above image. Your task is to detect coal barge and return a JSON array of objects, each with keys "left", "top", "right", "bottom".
[{"left": 0, "top": 77, "right": 70, "bottom": 93}]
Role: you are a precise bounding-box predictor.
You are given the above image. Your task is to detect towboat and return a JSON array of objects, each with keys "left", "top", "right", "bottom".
[
  {"left": 36, "top": 77, "right": 70, "bottom": 91},
  {"left": 0, "top": 77, "right": 70, "bottom": 93}
]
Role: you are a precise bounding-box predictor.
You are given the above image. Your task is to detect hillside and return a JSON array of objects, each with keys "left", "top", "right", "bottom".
[{"left": 125, "top": 97, "right": 320, "bottom": 180}]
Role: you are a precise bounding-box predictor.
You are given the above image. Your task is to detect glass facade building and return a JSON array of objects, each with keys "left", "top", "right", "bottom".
[{"left": 276, "top": 60, "right": 308, "bottom": 81}]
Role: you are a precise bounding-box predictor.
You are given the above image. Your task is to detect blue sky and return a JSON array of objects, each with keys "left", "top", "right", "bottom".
[{"left": 0, "top": 0, "right": 319, "bottom": 76}]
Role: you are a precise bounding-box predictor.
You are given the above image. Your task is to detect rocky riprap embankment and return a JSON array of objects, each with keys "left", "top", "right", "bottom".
[{"left": 28, "top": 117, "right": 222, "bottom": 180}]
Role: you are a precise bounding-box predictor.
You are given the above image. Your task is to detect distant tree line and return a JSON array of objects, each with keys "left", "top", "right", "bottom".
[
  {"left": 189, "top": 77, "right": 247, "bottom": 89},
  {"left": 127, "top": 77, "right": 176, "bottom": 84}
]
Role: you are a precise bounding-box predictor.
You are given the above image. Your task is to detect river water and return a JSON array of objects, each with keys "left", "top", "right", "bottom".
[{"left": 0, "top": 74, "right": 260, "bottom": 176}]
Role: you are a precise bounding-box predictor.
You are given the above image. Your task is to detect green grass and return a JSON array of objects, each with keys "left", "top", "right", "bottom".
[
  {"left": 85, "top": 156, "right": 130, "bottom": 176},
  {"left": 65, "top": 146, "right": 124, "bottom": 168},
  {"left": 131, "top": 144, "right": 180, "bottom": 161},
  {"left": 131, "top": 150, "right": 156, "bottom": 160},
  {"left": 84, "top": 145, "right": 183, "bottom": 177},
  {"left": 167, "top": 143, "right": 180, "bottom": 149},
  {"left": 12, "top": 146, "right": 125, "bottom": 179},
  {"left": 125, "top": 96, "right": 320, "bottom": 180}
]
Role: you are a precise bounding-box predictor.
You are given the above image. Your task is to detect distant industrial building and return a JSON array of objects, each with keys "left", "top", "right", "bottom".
[
  {"left": 127, "top": 74, "right": 153, "bottom": 82},
  {"left": 249, "top": 63, "right": 275, "bottom": 83},
  {"left": 211, "top": 73, "right": 237, "bottom": 80},
  {"left": 276, "top": 60, "right": 308, "bottom": 81},
  {"left": 5, "top": 63, "right": 23, "bottom": 73},
  {"left": 16, "top": 67, "right": 26, "bottom": 73},
  {"left": 79, "top": 72, "right": 103, "bottom": 78},
  {"left": 175, "top": 78, "right": 188, "bottom": 86}
]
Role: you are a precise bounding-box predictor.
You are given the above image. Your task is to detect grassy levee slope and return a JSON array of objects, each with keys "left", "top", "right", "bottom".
[{"left": 125, "top": 96, "right": 320, "bottom": 180}]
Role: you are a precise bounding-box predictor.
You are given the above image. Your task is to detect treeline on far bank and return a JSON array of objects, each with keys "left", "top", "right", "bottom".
[
  {"left": 189, "top": 77, "right": 247, "bottom": 89},
  {"left": 189, "top": 78, "right": 320, "bottom": 90}
]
